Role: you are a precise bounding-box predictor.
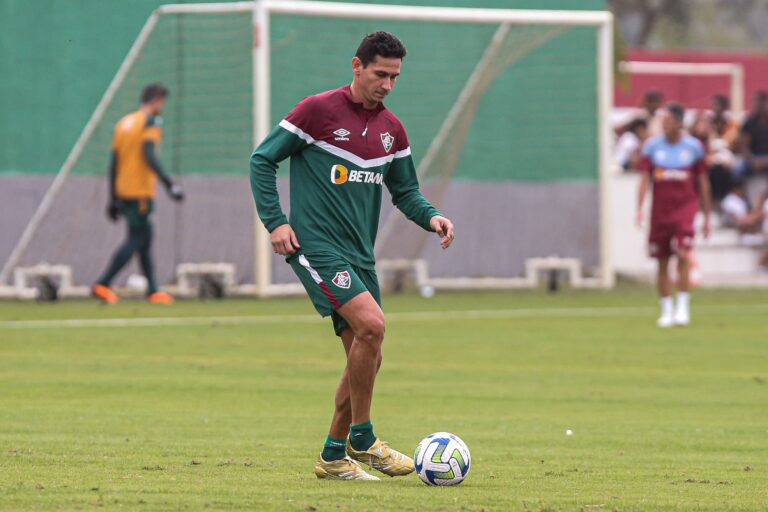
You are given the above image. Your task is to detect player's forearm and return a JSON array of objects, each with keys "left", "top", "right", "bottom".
[
  {"left": 392, "top": 188, "right": 441, "bottom": 231},
  {"left": 249, "top": 152, "right": 288, "bottom": 232},
  {"left": 636, "top": 174, "right": 649, "bottom": 213},
  {"left": 386, "top": 156, "right": 441, "bottom": 231},
  {"left": 249, "top": 124, "right": 309, "bottom": 231},
  {"left": 142, "top": 141, "right": 173, "bottom": 188},
  {"left": 698, "top": 175, "right": 712, "bottom": 218},
  {"left": 108, "top": 151, "right": 117, "bottom": 200}
]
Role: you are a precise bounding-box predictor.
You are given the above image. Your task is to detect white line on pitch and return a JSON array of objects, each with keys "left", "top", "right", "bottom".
[{"left": 1, "top": 303, "right": 767, "bottom": 330}]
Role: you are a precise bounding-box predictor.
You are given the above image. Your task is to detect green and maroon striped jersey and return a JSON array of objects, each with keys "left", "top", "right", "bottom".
[{"left": 250, "top": 84, "right": 440, "bottom": 269}]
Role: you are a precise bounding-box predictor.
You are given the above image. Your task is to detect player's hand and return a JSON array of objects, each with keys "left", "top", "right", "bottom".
[
  {"left": 702, "top": 216, "right": 711, "bottom": 239},
  {"left": 168, "top": 183, "right": 185, "bottom": 202},
  {"left": 429, "top": 215, "right": 455, "bottom": 250},
  {"left": 106, "top": 200, "right": 123, "bottom": 222},
  {"left": 635, "top": 210, "right": 644, "bottom": 229},
  {"left": 271, "top": 223, "right": 300, "bottom": 256}
]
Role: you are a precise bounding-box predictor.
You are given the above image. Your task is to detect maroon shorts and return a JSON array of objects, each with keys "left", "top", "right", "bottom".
[{"left": 648, "top": 222, "right": 694, "bottom": 259}]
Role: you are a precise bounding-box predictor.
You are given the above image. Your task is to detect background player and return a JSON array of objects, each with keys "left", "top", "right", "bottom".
[
  {"left": 92, "top": 83, "right": 184, "bottom": 305},
  {"left": 636, "top": 103, "right": 711, "bottom": 327},
  {"left": 250, "top": 32, "right": 454, "bottom": 480}
]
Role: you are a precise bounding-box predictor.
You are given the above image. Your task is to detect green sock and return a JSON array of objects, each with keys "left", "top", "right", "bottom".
[
  {"left": 349, "top": 421, "right": 376, "bottom": 451},
  {"left": 321, "top": 435, "right": 346, "bottom": 461}
]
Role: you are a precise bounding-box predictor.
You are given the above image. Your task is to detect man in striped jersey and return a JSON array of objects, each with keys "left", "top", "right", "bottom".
[{"left": 250, "top": 31, "right": 454, "bottom": 481}]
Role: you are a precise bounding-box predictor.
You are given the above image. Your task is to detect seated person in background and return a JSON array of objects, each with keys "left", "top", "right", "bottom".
[
  {"left": 721, "top": 179, "right": 764, "bottom": 235},
  {"left": 614, "top": 118, "right": 648, "bottom": 171},
  {"left": 690, "top": 107, "right": 736, "bottom": 203},
  {"left": 762, "top": 194, "right": 768, "bottom": 268},
  {"left": 617, "top": 89, "right": 664, "bottom": 138},
  {"left": 736, "top": 90, "right": 768, "bottom": 177},
  {"left": 709, "top": 94, "right": 740, "bottom": 149}
]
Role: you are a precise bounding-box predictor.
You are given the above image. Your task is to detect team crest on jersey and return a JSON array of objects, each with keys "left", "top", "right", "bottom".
[
  {"left": 332, "top": 270, "right": 351, "bottom": 289},
  {"left": 380, "top": 132, "right": 394, "bottom": 153}
]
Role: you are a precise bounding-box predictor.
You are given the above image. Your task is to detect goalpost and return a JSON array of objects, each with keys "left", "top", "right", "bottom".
[
  {"left": 0, "top": 0, "right": 614, "bottom": 298},
  {"left": 619, "top": 60, "right": 745, "bottom": 118}
]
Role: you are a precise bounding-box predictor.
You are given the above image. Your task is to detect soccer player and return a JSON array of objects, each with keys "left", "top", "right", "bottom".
[
  {"left": 636, "top": 103, "right": 711, "bottom": 327},
  {"left": 250, "top": 32, "right": 454, "bottom": 481},
  {"left": 92, "top": 83, "right": 184, "bottom": 305}
]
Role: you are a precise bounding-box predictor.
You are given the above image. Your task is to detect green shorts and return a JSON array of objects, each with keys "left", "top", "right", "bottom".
[{"left": 288, "top": 252, "right": 381, "bottom": 336}]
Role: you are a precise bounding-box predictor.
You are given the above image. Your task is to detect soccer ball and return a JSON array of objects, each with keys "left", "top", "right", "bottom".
[{"left": 414, "top": 432, "right": 471, "bottom": 486}]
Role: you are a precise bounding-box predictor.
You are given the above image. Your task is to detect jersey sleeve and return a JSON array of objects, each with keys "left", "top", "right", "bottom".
[
  {"left": 249, "top": 100, "right": 315, "bottom": 232},
  {"left": 639, "top": 138, "right": 655, "bottom": 173},
  {"left": 384, "top": 125, "right": 441, "bottom": 231},
  {"left": 143, "top": 116, "right": 163, "bottom": 144},
  {"left": 111, "top": 125, "right": 119, "bottom": 151}
]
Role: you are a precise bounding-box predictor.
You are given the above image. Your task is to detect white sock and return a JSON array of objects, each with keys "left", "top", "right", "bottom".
[
  {"left": 676, "top": 292, "right": 690, "bottom": 312},
  {"left": 660, "top": 296, "right": 673, "bottom": 317}
]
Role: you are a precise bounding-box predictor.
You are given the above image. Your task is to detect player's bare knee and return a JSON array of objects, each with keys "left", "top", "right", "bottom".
[{"left": 356, "top": 317, "right": 385, "bottom": 348}]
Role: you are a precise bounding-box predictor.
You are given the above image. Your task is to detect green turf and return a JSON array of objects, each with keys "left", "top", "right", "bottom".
[{"left": 1, "top": 288, "right": 767, "bottom": 511}]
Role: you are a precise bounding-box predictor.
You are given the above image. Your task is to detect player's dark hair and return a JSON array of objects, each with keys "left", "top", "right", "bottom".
[
  {"left": 755, "top": 90, "right": 768, "bottom": 106},
  {"left": 141, "top": 83, "right": 169, "bottom": 104},
  {"left": 355, "top": 31, "right": 407, "bottom": 67},
  {"left": 627, "top": 118, "right": 647, "bottom": 133},
  {"left": 643, "top": 89, "right": 663, "bottom": 104},
  {"left": 712, "top": 94, "right": 729, "bottom": 110},
  {"left": 666, "top": 102, "right": 685, "bottom": 122}
]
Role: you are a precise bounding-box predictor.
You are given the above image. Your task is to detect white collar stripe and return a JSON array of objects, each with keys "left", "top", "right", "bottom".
[
  {"left": 394, "top": 147, "right": 411, "bottom": 159},
  {"left": 279, "top": 119, "right": 315, "bottom": 144}
]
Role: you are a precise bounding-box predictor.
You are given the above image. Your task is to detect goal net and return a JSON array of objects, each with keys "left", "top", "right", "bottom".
[{"left": 0, "top": 1, "right": 614, "bottom": 296}]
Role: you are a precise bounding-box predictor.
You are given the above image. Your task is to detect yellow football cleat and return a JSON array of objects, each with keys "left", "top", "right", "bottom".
[
  {"left": 314, "top": 456, "right": 380, "bottom": 481},
  {"left": 346, "top": 438, "right": 415, "bottom": 477}
]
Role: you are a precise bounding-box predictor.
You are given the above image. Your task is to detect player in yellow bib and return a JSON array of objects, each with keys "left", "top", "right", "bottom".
[{"left": 92, "top": 83, "right": 184, "bottom": 304}]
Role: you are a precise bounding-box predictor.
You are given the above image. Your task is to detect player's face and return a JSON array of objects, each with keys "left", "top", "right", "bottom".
[
  {"left": 711, "top": 98, "right": 725, "bottom": 115},
  {"left": 352, "top": 55, "right": 401, "bottom": 108},
  {"left": 661, "top": 109, "right": 682, "bottom": 138},
  {"left": 148, "top": 97, "right": 167, "bottom": 116}
]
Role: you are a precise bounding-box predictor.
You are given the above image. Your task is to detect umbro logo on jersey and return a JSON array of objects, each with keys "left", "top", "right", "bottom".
[
  {"left": 380, "top": 132, "right": 394, "bottom": 153},
  {"left": 332, "top": 271, "right": 351, "bottom": 289},
  {"left": 333, "top": 128, "right": 351, "bottom": 141}
]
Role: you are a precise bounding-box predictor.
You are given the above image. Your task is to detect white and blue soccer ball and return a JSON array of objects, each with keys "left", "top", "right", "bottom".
[{"left": 414, "top": 432, "right": 471, "bottom": 486}]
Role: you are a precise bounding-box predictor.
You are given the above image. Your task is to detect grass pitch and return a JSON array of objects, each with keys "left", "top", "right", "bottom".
[{"left": 1, "top": 287, "right": 767, "bottom": 511}]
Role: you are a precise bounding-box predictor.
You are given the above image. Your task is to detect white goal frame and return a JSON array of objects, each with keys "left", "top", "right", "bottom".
[
  {"left": 619, "top": 60, "right": 745, "bottom": 119},
  {"left": 0, "top": 0, "right": 614, "bottom": 297}
]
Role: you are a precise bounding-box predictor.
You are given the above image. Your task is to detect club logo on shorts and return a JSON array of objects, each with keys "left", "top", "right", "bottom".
[
  {"left": 332, "top": 270, "right": 351, "bottom": 289},
  {"left": 380, "top": 132, "right": 394, "bottom": 153}
]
